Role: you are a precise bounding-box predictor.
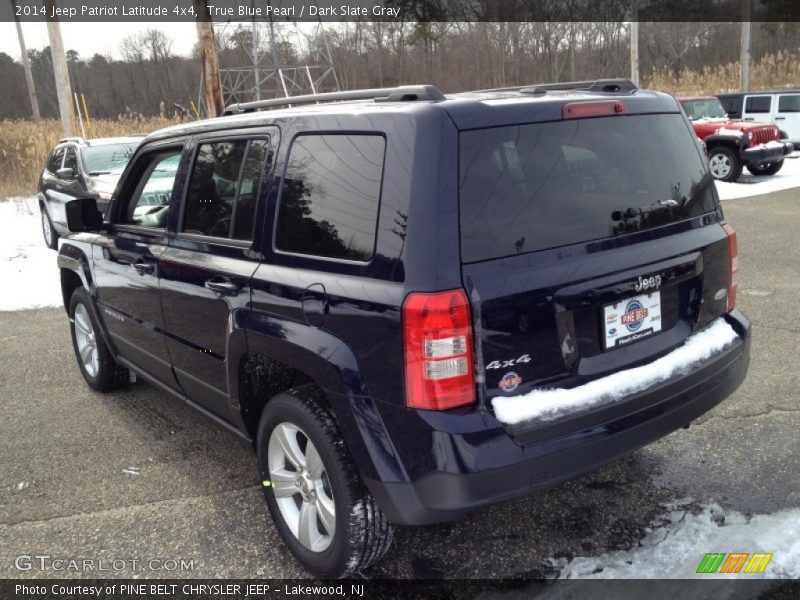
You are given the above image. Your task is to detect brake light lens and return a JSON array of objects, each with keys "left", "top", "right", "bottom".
[
  {"left": 562, "top": 100, "right": 628, "bottom": 119},
  {"left": 723, "top": 224, "right": 738, "bottom": 312},
  {"left": 403, "top": 289, "right": 475, "bottom": 410}
]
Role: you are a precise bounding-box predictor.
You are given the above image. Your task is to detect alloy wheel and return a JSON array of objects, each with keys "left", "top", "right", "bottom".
[
  {"left": 74, "top": 303, "right": 99, "bottom": 377},
  {"left": 267, "top": 422, "right": 336, "bottom": 552},
  {"left": 709, "top": 153, "right": 732, "bottom": 179}
]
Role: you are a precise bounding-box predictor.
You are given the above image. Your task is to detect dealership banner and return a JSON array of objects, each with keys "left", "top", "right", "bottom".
[
  {"left": 4, "top": 579, "right": 800, "bottom": 599},
  {"left": 2, "top": 0, "right": 800, "bottom": 23}
]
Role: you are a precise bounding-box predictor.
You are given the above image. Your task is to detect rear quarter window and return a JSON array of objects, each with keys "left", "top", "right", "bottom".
[
  {"left": 274, "top": 134, "right": 385, "bottom": 262},
  {"left": 459, "top": 113, "right": 718, "bottom": 262}
]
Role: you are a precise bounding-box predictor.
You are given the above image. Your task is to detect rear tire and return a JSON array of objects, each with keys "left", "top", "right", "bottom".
[
  {"left": 69, "top": 287, "right": 128, "bottom": 392},
  {"left": 746, "top": 160, "right": 784, "bottom": 176},
  {"left": 256, "top": 387, "right": 393, "bottom": 577},
  {"left": 708, "top": 146, "right": 743, "bottom": 182},
  {"left": 41, "top": 206, "right": 59, "bottom": 250}
]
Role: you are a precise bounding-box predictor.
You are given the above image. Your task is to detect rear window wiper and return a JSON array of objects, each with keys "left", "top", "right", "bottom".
[{"left": 612, "top": 199, "right": 680, "bottom": 221}]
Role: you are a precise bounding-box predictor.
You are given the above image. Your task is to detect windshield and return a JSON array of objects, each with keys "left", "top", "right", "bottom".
[
  {"left": 682, "top": 99, "right": 728, "bottom": 120},
  {"left": 459, "top": 113, "right": 718, "bottom": 263},
  {"left": 81, "top": 142, "right": 139, "bottom": 175}
]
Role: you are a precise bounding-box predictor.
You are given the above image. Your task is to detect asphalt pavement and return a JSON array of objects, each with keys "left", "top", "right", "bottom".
[{"left": 1, "top": 188, "right": 798, "bottom": 579}]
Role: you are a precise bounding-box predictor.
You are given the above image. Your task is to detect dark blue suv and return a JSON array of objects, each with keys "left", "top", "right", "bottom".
[{"left": 56, "top": 80, "right": 751, "bottom": 577}]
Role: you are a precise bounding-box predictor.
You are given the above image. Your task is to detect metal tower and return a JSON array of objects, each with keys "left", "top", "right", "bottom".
[{"left": 218, "top": 14, "right": 340, "bottom": 106}]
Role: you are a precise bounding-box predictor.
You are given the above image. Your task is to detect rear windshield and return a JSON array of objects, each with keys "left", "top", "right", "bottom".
[
  {"left": 82, "top": 142, "right": 138, "bottom": 175},
  {"left": 459, "top": 113, "right": 718, "bottom": 263}
]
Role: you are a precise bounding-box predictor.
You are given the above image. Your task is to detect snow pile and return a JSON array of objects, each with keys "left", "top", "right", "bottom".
[
  {"left": 715, "top": 127, "right": 745, "bottom": 137},
  {"left": 716, "top": 153, "right": 800, "bottom": 200},
  {"left": 0, "top": 197, "right": 63, "bottom": 311},
  {"left": 554, "top": 500, "right": 800, "bottom": 579},
  {"left": 492, "top": 319, "right": 739, "bottom": 426}
]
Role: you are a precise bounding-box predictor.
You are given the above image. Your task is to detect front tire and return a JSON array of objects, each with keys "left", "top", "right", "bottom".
[
  {"left": 747, "top": 160, "right": 784, "bottom": 176},
  {"left": 256, "top": 387, "right": 393, "bottom": 577},
  {"left": 69, "top": 287, "right": 128, "bottom": 392},
  {"left": 708, "top": 146, "right": 743, "bottom": 182},
  {"left": 41, "top": 206, "right": 59, "bottom": 250}
]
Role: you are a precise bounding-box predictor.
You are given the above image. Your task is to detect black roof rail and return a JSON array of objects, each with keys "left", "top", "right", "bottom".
[
  {"left": 58, "top": 136, "right": 85, "bottom": 144},
  {"left": 223, "top": 84, "right": 445, "bottom": 115},
  {"left": 520, "top": 78, "right": 639, "bottom": 95}
]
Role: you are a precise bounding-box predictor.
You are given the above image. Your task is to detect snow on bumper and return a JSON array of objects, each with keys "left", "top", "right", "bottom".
[{"left": 492, "top": 318, "right": 740, "bottom": 426}]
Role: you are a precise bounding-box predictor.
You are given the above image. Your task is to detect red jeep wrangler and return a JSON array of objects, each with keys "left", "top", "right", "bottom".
[{"left": 678, "top": 96, "right": 793, "bottom": 182}]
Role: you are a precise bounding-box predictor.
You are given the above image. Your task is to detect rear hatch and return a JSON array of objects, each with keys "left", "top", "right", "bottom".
[{"left": 457, "top": 101, "right": 732, "bottom": 427}]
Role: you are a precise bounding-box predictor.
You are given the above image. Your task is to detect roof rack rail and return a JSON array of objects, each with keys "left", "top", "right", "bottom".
[
  {"left": 521, "top": 78, "right": 639, "bottom": 95},
  {"left": 58, "top": 136, "right": 85, "bottom": 144},
  {"left": 223, "top": 85, "right": 445, "bottom": 115}
]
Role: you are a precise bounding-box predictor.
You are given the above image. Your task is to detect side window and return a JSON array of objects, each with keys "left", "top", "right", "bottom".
[
  {"left": 778, "top": 95, "right": 800, "bottom": 113},
  {"left": 745, "top": 96, "right": 772, "bottom": 113},
  {"left": 63, "top": 146, "right": 78, "bottom": 171},
  {"left": 48, "top": 146, "right": 65, "bottom": 172},
  {"left": 124, "top": 151, "right": 181, "bottom": 228},
  {"left": 232, "top": 140, "right": 268, "bottom": 241},
  {"left": 275, "top": 134, "right": 385, "bottom": 262},
  {"left": 182, "top": 139, "right": 267, "bottom": 240}
]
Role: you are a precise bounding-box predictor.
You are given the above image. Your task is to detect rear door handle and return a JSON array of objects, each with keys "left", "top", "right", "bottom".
[
  {"left": 743, "top": 117, "right": 754, "bottom": 120},
  {"left": 775, "top": 116, "right": 786, "bottom": 120},
  {"left": 205, "top": 278, "right": 240, "bottom": 297},
  {"left": 133, "top": 260, "right": 155, "bottom": 276}
]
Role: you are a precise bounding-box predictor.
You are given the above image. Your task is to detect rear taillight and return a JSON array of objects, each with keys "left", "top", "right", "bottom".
[
  {"left": 723, "top": 224, "right": 738, "bottom": 312},
  {"left": 403, "top": 289, "right": 475, "bottom": 410}
]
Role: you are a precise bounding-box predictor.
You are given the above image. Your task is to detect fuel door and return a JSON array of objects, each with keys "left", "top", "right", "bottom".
[{"left": 301, "top": 283, "right": 329, "bottom": 328}]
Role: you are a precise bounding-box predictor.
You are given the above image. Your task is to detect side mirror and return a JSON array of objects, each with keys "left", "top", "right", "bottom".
[
  {"left": 56, "top": 167, "right": 76, "bottom": 179},
  {"left": 65, "top": 198, "right": 103, "bottom": 233}
]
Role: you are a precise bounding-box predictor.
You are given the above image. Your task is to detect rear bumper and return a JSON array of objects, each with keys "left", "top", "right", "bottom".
[
  {"left": 367, "top": 311, "right": 751, "bottom": 525},
  {"left": 740, "top": 141, "right": 794, "bottom": 164}
]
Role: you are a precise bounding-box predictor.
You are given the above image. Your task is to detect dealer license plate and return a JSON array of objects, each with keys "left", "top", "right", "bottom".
[{"left": 603, "top": 292, "right": 662, "bottom": 349}]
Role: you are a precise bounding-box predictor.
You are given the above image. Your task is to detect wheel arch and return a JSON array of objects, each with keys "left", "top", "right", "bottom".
[
  {"left": 233, "top": 313, "right": 406, "bottom": 484},
  {"left": 703, "top": 135, "right": 743, "bottom": 154},
  {"left": 57, "top": 242, "right": 95, "bottom": 312}
]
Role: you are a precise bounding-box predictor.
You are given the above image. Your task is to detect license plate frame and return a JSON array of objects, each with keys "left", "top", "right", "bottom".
[{"left": 603, "top": 292, "right": 663, "bottom": 350}]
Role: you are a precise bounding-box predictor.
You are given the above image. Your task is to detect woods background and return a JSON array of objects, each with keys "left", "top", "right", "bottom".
[
  {"left": 1, "top": 20, "right": 800, "bottom": 196},
  {"left": 2, "top": 21, "right": 800, "bottom": 120}
]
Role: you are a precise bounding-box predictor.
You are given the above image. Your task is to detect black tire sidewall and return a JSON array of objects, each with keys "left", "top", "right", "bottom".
[
  {"left": 747, "top": 159, "right": 784, "bottom": 176},
  {"left": 256, "top": 393, "right": 358, "bottom": 578}
]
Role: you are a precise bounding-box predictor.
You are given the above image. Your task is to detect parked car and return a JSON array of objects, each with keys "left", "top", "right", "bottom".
[
  {"left": 38, "top": 136, "right": 143, "bottom": 249},
  {"left": 678, "top": 96, "right": 793, "bottom": 182},
  {"left": 56, "top": 80, "right": 751, "bottom": 577},
  {"left": 717, "top": 90, "right": 800, "bottom": 146}
]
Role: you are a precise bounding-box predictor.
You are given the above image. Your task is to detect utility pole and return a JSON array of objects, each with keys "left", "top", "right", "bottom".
[
  {"left": 12, "top": 1, "right": 40, "bottom": 123},
  {"left": 44, "top": 0, "right": 75, "bottom": 135},
  {"left": 740, "top": 0, "right": 751, "bottom": 92},
  {"left": 630, "top": 0, "right": 639, "bottom": 86},
  {"left": 194, "top": 0, "right": 224, "bottom": 117}
]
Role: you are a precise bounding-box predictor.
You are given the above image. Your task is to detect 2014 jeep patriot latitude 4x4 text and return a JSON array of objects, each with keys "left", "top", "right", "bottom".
[{"left": 57, "top": 79, "right": 751, "bottom": 577}]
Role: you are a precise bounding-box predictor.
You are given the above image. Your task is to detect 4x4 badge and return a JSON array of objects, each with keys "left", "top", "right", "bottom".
[{"left": 486, "top": 354, "right": 531, "bottom": 370}]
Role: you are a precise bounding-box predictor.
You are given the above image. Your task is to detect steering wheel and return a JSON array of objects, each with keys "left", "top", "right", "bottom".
[{"left": 208, "top": 216, "right": 232, "bottom": 238}]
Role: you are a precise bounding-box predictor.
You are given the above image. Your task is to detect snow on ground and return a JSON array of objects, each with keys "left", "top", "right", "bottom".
[
  {"left": 715, "top": 153, "right": 800, "bottom": 200},
  {"left": 0, "top": 197, "right": 63, "bottom": 311},
  {"left": 551, "top": 500, "right": 800, "bottom": 580},
  {"left": 492, "top": 319, "right": 739, "bottom": 426}
]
